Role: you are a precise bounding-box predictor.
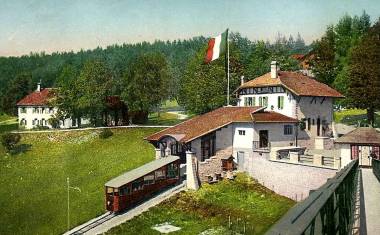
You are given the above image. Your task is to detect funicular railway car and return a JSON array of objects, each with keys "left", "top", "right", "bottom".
[{"left": 105, "top": 155, "right": 180, "bottom": 212}]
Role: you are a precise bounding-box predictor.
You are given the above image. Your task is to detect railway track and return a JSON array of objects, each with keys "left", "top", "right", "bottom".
[
  {"left": 63, "top": 182, "right": 186, "bottom": 235},
  {"left": 65, "top": 212, "right": 116, "bottom": 235}
]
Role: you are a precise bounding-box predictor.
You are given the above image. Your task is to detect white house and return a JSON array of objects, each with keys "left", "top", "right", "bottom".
[
  {"left": 146, "top": 106, "right": 300, "bottom": 182},
  {"left": 16, "top": 83, "right": 88, "bottom": 129},
  {"left": 145, "top": 61, "right": 345, "bottom": 185},
  {"left": 236, "top": 61, "right": 344, "bottom": 148}
]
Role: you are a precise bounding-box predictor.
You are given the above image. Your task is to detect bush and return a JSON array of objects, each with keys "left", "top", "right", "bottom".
[
  {"left": 1, "top": 133, "right": 21, "bottom": 152},
  {"left": 48, "top": 117, "right": 60, "bottom": 129},
  {"left": 99, "top": 129, "right": 113, "bottom": 139}
]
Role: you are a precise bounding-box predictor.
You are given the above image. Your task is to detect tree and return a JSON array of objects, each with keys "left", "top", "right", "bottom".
[
  {"left": 76, "top": 60, "right": 113, "bottom": 126},
  {"left": 311, "top": 26, "right": 337, "bottom": 86},
  {"left": 312, "top": 11, "right": 371, "bottom": 92},
  {"left": 121, "top": 52, "right": 170, "bottom": 123},
  {"left": 54, "top": 65, "right": 83, "bottom": 126},
  {"left": 178, "top": 41, "right": 243, "bottom": 114},
  {"left": 1, "top": 73, "right": 32, "bottom": 115},
  {"left": 348, "top": 19, "right": 380, "bottom": 126}
]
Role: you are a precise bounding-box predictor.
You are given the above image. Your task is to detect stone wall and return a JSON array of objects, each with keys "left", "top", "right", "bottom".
[
  {"left": 197, "top": 147, "right": 232, "bottom": 183},
  {"left": 247, "top": 155, "right": 337, "bottom": 201}
]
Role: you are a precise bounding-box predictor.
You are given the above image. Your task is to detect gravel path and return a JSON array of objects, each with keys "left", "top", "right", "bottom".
[{"left": 361, "top": 168, "right": 380, "bottom": 235}]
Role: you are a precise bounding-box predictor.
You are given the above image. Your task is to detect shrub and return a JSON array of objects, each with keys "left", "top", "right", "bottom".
[
  {"left": 99, "top": 129, "right": 113, "bottom": 139},
  {"left": 48, "top": 117, "right": 60, "bottom": 129},
  {"left": 1, "top": 133, "right": 21, "bottom": 152}
]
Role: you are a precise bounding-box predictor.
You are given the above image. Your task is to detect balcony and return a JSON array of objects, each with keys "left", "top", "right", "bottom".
[{"left": 252, "top": 141, "right": 271, "bottom": 152}]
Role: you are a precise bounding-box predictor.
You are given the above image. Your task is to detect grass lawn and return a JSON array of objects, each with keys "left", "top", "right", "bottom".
[
  {"left": 334, "top": 109, "right": 380, "bottom": 127},
  {"left": 147, "top": 112, "right": 184, "bottom": 126},
  {"left": 107, "top": 173, "right": 295, "bottom": 235},
  {"left": 0, "top": 113, "right": 15, "bottom": 122},
  {"left": 0, "top": 127, "right": 162, "bottom": 234},
  {"left": 0, "top": 115, "right": 18, "bottom": 133},
  {"left": 161, "top": 99, "right": 180, "bottom": 110}
]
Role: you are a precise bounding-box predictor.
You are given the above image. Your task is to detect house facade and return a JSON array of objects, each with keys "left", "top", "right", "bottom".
[
  {"left": 236, "top": 61, "right": 344, "bottom": 148},
  {"left": 146, "top": 106, "right": 299, "bottom": 182},
  {"left": 146, "top": 61, "right": 344, "bottom": 186},
  {"left": 16, "top": 83, "right": 88, "bottom": 129}
]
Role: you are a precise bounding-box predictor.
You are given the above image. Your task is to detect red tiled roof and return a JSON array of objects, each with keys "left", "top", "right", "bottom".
[
  {"left": 251, "top": 111, "right": 298, "bottom": 123},
  {"left": 238, "top": 71, "right": 344, "bottom": 98},
  {"left": 335, "top": 127, "right": 380, "bottom": 145},
  {"left": 145, "top": 106, "right": 298, "bottom": 143},
  {"left": 16, "top": 88, "right": 55, "bottom": 106}
]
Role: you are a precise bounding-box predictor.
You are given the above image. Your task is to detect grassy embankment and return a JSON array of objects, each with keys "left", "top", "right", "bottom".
[
  {"left": 0, "top": 113, "right": 18, "bottom": 133},
  {"left": 107, "top": 173, "right": 295, "bottom": 235},
  {"left": 0, "top": 127, "right": 161, "bottom": 234},
  {"left": 334, "top": 109, "right": 380, "bottom": 127}
]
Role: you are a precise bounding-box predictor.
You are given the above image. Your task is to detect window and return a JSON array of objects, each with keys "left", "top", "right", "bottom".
[
  {"left": 33, "top": 108, "right": 38, "bottom": 113},
  {"left": 144, "top": 174, "right": 155, "bottom": 185},
  {"left": 201, "top": 132, "right": 216, "bottom": 161},
  {"left": 49, "top": 108, "right": 54, "bottom": 114},
  {"left": 259, "top": 96, "right": 268, "bottom": 107},
  {"left": 277, "top": 96, "right": 284, "bottom": 110},
  {"left": 155, "top": 169, "right": 166, "bottom": 180},
  {"left": 119, "top": 186, "right": 131, "bottom": 196},
  {"left": 41, "top": 108, "right": 45, "bottom": 114},
  {"left": 132, "top": 179, "right": 143, "bottom": 191},
  {"left": 32, "top": 119, "right": 38, "bottom": 125},
  {"left": 307, "top": 118, "right": 311, "bottom": 131},
  {"left": 244, "top": 97, "right": 254, "bottom": 106},
  {"left": 284, "top": 125, "right": 293, "bottom": 135},
  {"left": 20, "top": 119, "right": 27, "bottom": 126},
  {"left": 41, "top": 119, "right": 45, "bottom": 126},
  {"left": 20, "top": 107, "right": 27, "bottom": 113},
  {"left": 167, "top": 163, "right": 178, "bottom": 179},
  {"left": 238, "top": 130, "right": 246, "bottom": 135}
]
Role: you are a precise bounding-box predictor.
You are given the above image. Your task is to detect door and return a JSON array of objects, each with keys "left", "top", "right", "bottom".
[
  {"left": 360, "top": 146, "right": 371, "bottom": 167},
  {"left": 237, "top": 151, "right": 245, "bottom": 170},
  {"left": 259, "top": 130, "right": 269, "bottom": 148},
  {"left": 317, "top": 118, "right": 321, "bottom": 136}
]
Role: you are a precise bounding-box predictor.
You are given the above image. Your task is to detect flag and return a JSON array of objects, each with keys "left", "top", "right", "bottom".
[{"left": 204, "top": 30, "right": 228, "bottom": 63}]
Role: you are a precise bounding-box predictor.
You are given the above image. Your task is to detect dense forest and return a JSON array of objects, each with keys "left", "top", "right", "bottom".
[
  {"left": 1, "top": 11, "right": 378, "bottom": 126},
  {"left": 0, "top": 32, "right": 308, "bottom": 117}
]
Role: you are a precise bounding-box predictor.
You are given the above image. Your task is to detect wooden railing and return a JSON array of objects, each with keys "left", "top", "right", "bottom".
[
  {"left": 373, "top": 158, "right": 380, "bottom": 181},
  {"left": 266, "top": 159, "right": 359, "bottom": 235}
]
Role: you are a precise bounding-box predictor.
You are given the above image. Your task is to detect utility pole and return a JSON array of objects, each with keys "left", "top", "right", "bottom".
[
  {"left": 226, "top": 28, "right": 230, "bottom": 106},
  {"left": 67, "top": 177, "right": 81, "bottom": 231},
  {"left": 67, "top": 177, "right": 70, "bottom": 231}
]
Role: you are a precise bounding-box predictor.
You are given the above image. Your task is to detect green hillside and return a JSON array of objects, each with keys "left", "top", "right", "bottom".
[{"left": 0, "top": 127, "right": 161, "bottom": 234}]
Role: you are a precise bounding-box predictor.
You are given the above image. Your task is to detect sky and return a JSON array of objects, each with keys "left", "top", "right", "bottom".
[{"left": 1, "top": 0, "right": 380, "bottom": 57}]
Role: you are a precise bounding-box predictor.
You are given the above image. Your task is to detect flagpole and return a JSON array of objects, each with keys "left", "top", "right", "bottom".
[{"left": 226, "top": 28, "right": 230, "bottom": 106}]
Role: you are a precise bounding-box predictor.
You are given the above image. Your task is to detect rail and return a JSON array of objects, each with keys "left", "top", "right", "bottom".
[
  {"left": 373, "top": 158, "right": 380, "bottom": 181},
  {"left": 266, "top": 159, "right": 359, "bottom": 235},
  {"left": 252, "top": 141, "right": 270, "bottom": 150}
]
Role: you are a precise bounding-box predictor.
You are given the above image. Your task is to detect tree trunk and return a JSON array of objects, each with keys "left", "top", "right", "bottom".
[{"left": 367, "top": 107, "right": 375, "bottom": 127}]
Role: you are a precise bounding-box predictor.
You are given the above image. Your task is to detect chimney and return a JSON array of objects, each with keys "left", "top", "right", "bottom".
[
  {"left": 271, "top": 61, "right": 279, "bottom": 79},
  {"left": 36, "top": 80, "right": 41, "bottom": 92},
  {"left": 240, "top": 75, "right": 245, "bottom": 85}
]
